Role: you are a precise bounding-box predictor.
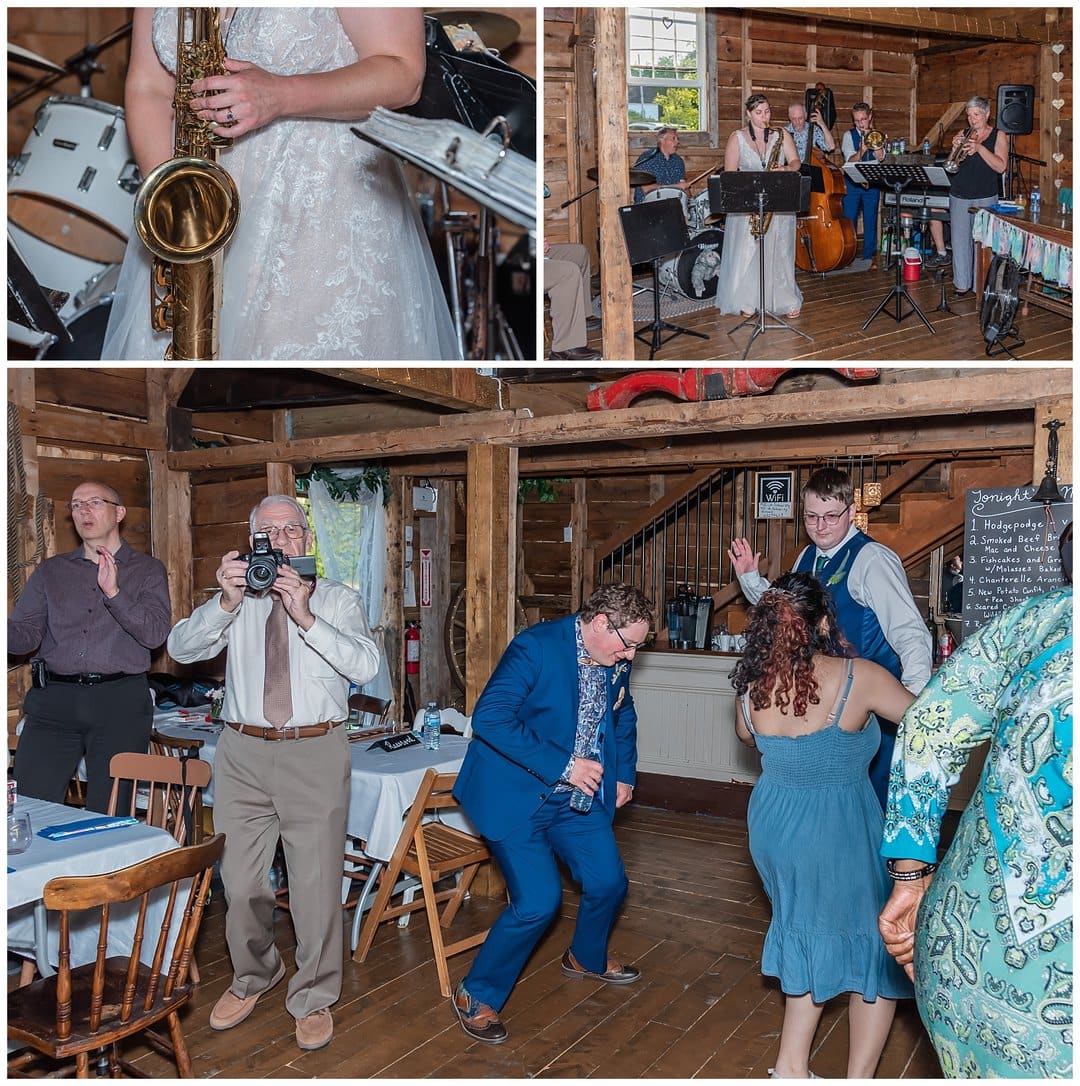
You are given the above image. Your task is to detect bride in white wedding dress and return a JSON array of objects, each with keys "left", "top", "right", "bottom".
[{"left": 101, "top": 7, "right": 459, "bottom": 361}]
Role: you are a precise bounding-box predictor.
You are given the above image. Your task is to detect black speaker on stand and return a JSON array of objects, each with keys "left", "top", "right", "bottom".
[
  {"left": 997, "top": 84, "right": 1037, "bottom": 200},
  {"left": 618, "top": 198, "right": 709, "bottom": 359}
]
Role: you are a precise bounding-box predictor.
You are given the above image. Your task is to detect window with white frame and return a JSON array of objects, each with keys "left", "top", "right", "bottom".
[{"left": 627, "top": 8, "right": 707, "bottom": 133}]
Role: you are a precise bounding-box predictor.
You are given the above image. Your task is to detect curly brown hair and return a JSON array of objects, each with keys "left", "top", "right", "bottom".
[{"left": 731, "top": 573, "right": 851, "bottom": 717}]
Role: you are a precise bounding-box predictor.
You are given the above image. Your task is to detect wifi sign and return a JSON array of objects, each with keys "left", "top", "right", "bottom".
[{"left": 756, "top": 471, "right": 795, "bottom": 520}]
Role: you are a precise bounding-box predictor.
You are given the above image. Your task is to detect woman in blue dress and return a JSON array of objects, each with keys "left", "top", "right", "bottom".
[
  {"left": 732, "top": 573, "right": 915, "bottom": 1078},
  {"left": 879, "top": 526, "right": 1072, "bottom": 1078}
]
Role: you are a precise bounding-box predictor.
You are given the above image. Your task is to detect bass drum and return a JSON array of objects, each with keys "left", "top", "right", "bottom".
[{"left": 658, "top": 227, "right": 725, "bottom": 299}]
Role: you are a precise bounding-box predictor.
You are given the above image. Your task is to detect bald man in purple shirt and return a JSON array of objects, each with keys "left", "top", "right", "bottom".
[{"left": 9, "top": 481, "right": 171, "bottom": 812}]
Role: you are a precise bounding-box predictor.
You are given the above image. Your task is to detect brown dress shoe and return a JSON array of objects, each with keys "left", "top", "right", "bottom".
[
  {"left": 451, "top": 982, "right": 508, "bottom": 1044},
  {"left": 561, "top": 948, "right": 641, "bottom": 984},
  {"left": 295, "top": 1007, "right": 333, "bottom": 1051},
  {"left": 209, "top": 960, "right": 286, "bottom": 1030}
]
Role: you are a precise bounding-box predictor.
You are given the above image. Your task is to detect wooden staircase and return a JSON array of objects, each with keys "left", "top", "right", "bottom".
[{"left": 870, "top": 454, "right": 1032, "bottom": 566}]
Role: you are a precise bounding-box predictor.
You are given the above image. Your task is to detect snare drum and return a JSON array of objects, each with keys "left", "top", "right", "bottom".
[
  {"left": 8, "top": 96, "right": 140, "bottom": 265},
  {"left": 643, "top": 186, "right": 689, "bottom": 222},
  {"left": 687, "top": 190, "right": 713, "bottom": 233}
]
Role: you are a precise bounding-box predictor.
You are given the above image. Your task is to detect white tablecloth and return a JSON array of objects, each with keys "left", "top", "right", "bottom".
[
  {"left": 152, "top": 717, "right": 472, "bottom": 861},
  {"left": 7, "top": 796, "right": 180, "bottom": 974}
]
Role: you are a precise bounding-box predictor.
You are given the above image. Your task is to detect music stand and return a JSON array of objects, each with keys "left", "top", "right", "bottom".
[
  {"left": 618, "top": 198, "right": 709, "bottom": 359},
  {"left": 708, "top": 171, "right": 813, "bottom": 360},
  {"left": 7, "top": 239, "right": 71, "bottom": 347},
  {"left": 844, "top": 160, "right": 950, "bottom": 334}
]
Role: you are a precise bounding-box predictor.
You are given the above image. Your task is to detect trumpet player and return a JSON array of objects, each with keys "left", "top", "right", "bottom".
[
  {"left": 946, "top": 96, "right": 1008, "bottom": 296},
  {"left": 841, "top": 103, "right": 885, "bottom": 268}
]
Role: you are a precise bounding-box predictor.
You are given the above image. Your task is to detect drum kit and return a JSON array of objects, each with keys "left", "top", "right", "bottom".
[
  {"left": 8, "top": 24, "right": 135, "bottom": 359},
  {"left": 574, "top": 161, "right": 725, "bottom": 302}
]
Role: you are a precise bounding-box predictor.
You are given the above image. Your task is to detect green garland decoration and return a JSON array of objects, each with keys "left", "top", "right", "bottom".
[
  {"left": 297, "top": 465, "right": 391, "bottom": 507},
  {"left": 518, "top": 477, "right": 569, "bottom": 503}
]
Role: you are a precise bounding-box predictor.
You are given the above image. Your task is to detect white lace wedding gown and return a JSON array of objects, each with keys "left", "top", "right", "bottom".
[
  {"left": 101, "top": 7, "right": 459, "bottom": 361},
  {"left": 714, "top": 129, "right": 802, "bottom": 317}
]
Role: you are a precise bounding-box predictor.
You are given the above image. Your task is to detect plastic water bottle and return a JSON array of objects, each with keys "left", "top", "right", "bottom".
[
  {"left": 569, "top": 783, "right": 593, "bottom": 812},
  {"left": 423, "top": 702, "right": 441, "bottom": 750},
  {"left": 922, "top": 139, "right": 931, "bottom": 156},
  {"left": 1030, "top": 186, "right": 1041, "bottom": 217}
]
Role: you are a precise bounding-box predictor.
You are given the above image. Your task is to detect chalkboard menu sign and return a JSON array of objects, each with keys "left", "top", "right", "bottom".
[{"left": 962, "top": 485, "right": 1073, "bottom": 638}]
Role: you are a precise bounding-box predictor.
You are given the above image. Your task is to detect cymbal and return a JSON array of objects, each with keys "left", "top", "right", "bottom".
[
  {"left": 427, "top": 10, "right": 520, "bottom": 53},
  {"left": 587, "top": 166, "right": 657, "bottom": 185},
  {"left": 8, "top": 43, "right": 64, "bottom": 74}
]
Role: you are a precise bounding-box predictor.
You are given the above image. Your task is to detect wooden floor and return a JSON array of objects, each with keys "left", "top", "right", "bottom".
[
  {"left": 10, "top": 806, "right": 944, "bottom": 1079},
  {"left": 590, "top": 262, "right": 1072, "bottom": 362}
]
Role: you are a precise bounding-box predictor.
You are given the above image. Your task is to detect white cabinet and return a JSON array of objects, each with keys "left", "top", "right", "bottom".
[{"left": 629, "top": 650, "right": 762, "bottom": 783}]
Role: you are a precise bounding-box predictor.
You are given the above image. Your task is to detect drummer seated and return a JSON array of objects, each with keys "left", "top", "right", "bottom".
[
  {"left": 544, "top": 241, "right": 601, "bottom": 361},
  {"left": 633, "top": 127, "right": 689, "bottom": 203}
]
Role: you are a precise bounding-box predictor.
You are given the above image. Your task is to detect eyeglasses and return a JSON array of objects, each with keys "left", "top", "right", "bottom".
[
  {"left": 803, "top": 510, "right": 847, "bottom": 527},
  {"left": 608, "top": 622, "right": 650, "bottom": 652},
  {"left": 69, "top": 498, "right": 120, "bottom": 512},
  {"left": 255, "top": 523, "right": 306, "bottom": 539}
]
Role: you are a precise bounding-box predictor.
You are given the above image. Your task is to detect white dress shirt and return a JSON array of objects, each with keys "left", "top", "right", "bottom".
[
  {"left": 168, "top": 580, "right": 379, "bottom": 727},
  {"left": 736, "top": 524, "right": 932, "bottom": 694}
]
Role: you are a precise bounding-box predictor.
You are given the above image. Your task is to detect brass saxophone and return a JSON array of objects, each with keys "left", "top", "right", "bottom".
[
  {"left": 749, "top": 127, "right": 786, "bottom": 238},
  {"left": 133, "top": 8, "right": 240, "bottom": 360}
]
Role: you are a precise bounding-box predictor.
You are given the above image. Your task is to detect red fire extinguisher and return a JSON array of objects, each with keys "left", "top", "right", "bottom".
[{"left": 405, "top": 621, "right": 421, "bottom": 675}]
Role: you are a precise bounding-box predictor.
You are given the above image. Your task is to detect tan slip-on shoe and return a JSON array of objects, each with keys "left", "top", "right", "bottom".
[
  {"left": 295, "top": 1007, "right": 333, "bottom": 1051},
  {"left": 209, "top": 960, "right": 286, "bottom": 1030}
]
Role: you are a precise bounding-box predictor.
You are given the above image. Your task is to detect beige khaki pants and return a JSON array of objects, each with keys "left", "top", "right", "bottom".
[
  {"left": 544, "top": 243, "right": 592, "bottom": 351},
  {"left": 214, "top": 724, "right": 350, "bottom": 1019}
]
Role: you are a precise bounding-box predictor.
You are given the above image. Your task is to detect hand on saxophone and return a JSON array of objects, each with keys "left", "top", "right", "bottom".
[{"left": 190, "top": 57, "right": 283, "bottom": 138}]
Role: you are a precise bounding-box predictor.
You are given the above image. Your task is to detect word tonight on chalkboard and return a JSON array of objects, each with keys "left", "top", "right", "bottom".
[{"left": 963, "top": 485, "right": 1073, "bottom": 638}]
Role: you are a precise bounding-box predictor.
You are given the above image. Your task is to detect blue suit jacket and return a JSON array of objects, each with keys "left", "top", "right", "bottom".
[{"left": 454, "top": 614, "right": 638, "bottom": 842}]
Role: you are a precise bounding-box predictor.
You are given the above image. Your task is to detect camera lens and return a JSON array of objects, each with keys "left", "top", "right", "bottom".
[{"left": 245, "top": 557, "right": 277, "bottom": 591}]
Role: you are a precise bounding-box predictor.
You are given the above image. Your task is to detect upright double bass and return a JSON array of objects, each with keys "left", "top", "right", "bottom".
[{"left": 795, "top": 83, "right": 855, "bottom": 272}]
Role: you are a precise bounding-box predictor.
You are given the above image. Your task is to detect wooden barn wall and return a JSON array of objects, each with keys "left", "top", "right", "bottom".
[{"left": 546, "top": 7, "right": 1072, "bottom": 255}]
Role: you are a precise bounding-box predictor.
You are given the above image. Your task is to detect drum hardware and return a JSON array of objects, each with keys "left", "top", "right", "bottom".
[
  {"left": 8, "top": 22, "right": 132, "bottom": 110},
  {"left": 561, "top": 164, "right": 658, "bottom": 211},
  {"left": 980, "top": 254, "right": 1025, "bottom": 358}
]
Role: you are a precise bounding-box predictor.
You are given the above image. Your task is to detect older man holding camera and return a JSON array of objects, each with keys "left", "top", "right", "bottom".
[{"left": 168, "top": 494, "right": 378, "bottom": 1053}]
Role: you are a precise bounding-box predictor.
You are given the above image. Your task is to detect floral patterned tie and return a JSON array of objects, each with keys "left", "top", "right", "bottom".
[{"left": 263, "top": 596, "right": 293, "bottom": 728}]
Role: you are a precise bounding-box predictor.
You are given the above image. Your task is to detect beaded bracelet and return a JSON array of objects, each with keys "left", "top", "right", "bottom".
[{"left": 886, "top": 858, "right": 938, "bottom": 881}]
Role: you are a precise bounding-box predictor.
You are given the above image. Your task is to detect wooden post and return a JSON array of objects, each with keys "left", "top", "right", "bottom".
[
  {"left": 1034, "top": 398, "right": 1072, "bottom": 484},
  {"left": 266, "top": 463, "right": 295, "bottom": 498},
  {"left": 465, "top": 444, "right": 517, "bottom": 712},
  {"left": 594, "top": 8, "right": 633, "bottom": 360},
  {"left": 570, "top": 478, "right": 587, "bottom": 610}
]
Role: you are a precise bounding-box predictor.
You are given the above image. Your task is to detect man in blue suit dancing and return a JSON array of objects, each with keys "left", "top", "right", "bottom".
[{"left": 451, "top": 584, "right": 654, "bottom": 1043}]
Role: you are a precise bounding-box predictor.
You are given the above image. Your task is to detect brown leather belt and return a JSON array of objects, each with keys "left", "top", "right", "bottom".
[{"left": 225, "top": 720, "right": 343, "bottom": 741}]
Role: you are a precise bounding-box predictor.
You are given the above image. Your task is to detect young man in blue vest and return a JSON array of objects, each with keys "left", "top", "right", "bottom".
[
  {"left": 450, "top": 584, "right": 653, "bottom": 1044},
  {"left": 841, "top": 102, "right": 886, "bottom": 268},
  {"left": 729, "top": 468, "right": 932, "bottom": 809}
]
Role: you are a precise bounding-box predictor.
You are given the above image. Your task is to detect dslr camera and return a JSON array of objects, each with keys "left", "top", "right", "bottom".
[{"left": 240, "top": 532, "right": 317, "bottom": 591}]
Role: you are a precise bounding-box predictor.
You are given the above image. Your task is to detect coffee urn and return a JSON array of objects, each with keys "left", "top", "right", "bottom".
[{"left": 666, "top": 584, "right": 714, "bottom": 650}]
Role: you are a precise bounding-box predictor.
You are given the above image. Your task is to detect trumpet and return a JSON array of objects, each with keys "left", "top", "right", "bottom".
[
  {"left": 943, "top": 127, "right": 975, "bottom": 173},
  {"left": 862, "top": 129, "right": 886, "bottom": 151}
]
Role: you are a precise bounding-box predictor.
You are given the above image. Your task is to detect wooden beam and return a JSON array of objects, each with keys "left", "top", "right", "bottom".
[
  {"left": 766, "top": 8, "right": 1054, "bottom": 43},
  {"left": 307, "top": 368, "right": 501, "bottom": 411},
  {"left": 20, "top": 404, "right": 165, "bottom": 451},
  {"left": 166, "top": 370, "right": 1070, "bottom": 473},
  {"left": 465, "top": 444, "right": 517, "bottom": 713},
  {"left": 595, "top": 8, "right": 634, "bottom": 360}
]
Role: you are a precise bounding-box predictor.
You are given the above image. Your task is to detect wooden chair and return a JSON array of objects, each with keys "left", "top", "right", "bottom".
[
  {"left": 149, "top": 730, "right": 208, "bottom": 843},
  {"left": 353, "top": 769, "right": 493, "bottom": 997},
  {"left": 7, "top": 834, "right": 224, "bottom": 1079},
  {"left": 348, "top": 692, "right": 391, "bottom": 730},
  {"left": 107, "top": 752, "right": 211, "bottom": 847}
]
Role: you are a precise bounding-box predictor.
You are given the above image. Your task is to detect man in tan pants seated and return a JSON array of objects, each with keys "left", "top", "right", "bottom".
[
  {"left": 545, "top": 240, "right": 601, "bottom": 360},
  {"left": 168, "top": 495, "right": 379, "bottom": 1053}
]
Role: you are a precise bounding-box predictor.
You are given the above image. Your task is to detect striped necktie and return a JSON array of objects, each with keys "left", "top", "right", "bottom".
[{"left": 263, "top": 596, "right": 293, "bottom": 728}]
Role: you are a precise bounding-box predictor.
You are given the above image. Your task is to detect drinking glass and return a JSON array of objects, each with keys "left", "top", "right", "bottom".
[{"left": 8, "top": 810, "right": 33, "bottom": 854}]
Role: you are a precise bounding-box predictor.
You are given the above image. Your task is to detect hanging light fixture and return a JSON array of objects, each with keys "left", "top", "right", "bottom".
[
  {"left": 863, "top": 480, "right": 882, "bottom": 508},
  {"left": 853, "top": 511, "right": 869, "bottom": 532},
  {"left": 1033, "top": 418, "right": 1065, "bottom": 505}
]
